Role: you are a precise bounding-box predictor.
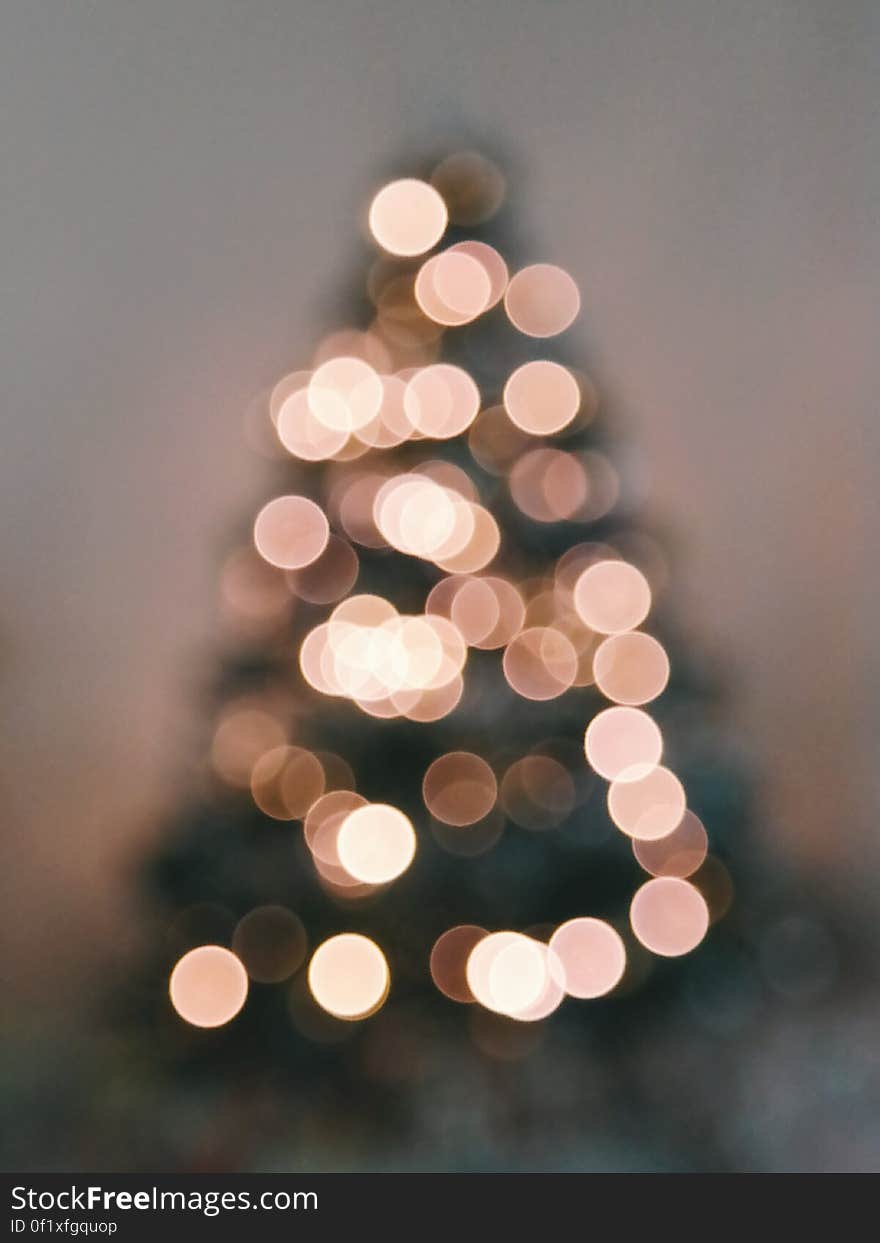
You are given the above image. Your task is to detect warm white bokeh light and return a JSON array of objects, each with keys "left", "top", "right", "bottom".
[
  {"left": 573, "top": 560, "right": 651, "bottom": 634},
  {"left": 607, "top": 765, "right": 687, "bottom": 841},
  {"left": 584, "top": 706, "right": 663, "bottom": 782},
  {"left": 503, "top": 361, "right": 580, "bottom": 435},
  {"left": 630, "top": 878, "right": 709, "bottom": 957},
  {"left": 169, "top": 945, "right": 248, "bottom": 1028},
  {"left": 253, "top": 496, "right": 330, "bottom": 571},
  {"left": 336, "top": 803, "right": 416, "bottom": 884},
  {"left": 308, "top": 934, "right": 390, "bottom": 1020},
  {"left": 368, "top": 179, "right": 448, "bottom": 257},
  {"left": 549, "top": 918, "right": 626, "bottom": 998}
]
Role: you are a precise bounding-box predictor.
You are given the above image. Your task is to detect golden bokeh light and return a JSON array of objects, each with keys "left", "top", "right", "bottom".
[
  {"left": 504, "top": 263, "right": 580, "bottom": 337},
  {"left": 423, "top": 751, "right": 497, "bottom": 826},
  {"left": 502, "top": 626, "right": 577, "bottom": 700},
  {"left": 584, "top": 705, "right": 663, "bottom": 782},
  {"left": 573, "top": 559, "right": 651, "bottom": 634},
  {"left": 630, "top": 877, "right": 709, "bottom": 957},
  {"left": 632, "top": 809, "right": 709, "bottom": 878},
  {"left": 308, "top": 934, "right": 390, "bottom": 1020},
  {"left": 253, "top": 495, "right": 330, "bottom": 571},
  {"left": 593, "top": 631, "right": 670, "bottom": 705},
  {"left": 368, "top": 178, "right": 448, "bottom": 257},
  {"left": 549, "top": 918, "right": 626, "bottom": 998},
  {"left": 169, "top": 945, "right": 248, "bottom": 1029},
  {"left": 607, "top": 764, "right": 687, "bottom": 841},
  {"left": 503, "top": 361, "right": 580, "bottom": 435},
  {"left": 336, "top": 803, "right": 416, "bottom": 884}
]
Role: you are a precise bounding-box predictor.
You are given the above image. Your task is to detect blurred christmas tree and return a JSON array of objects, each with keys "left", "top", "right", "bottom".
[{"left": 122, "top": 151, "right": 764, "bottom": 1172}]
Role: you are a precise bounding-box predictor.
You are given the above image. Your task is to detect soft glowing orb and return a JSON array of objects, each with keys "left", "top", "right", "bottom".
[
  {"left": 502, "top": 627, "right": 577, "bottom": 700},
  {"left": 504, "top": 263, "right": 580, "bottom": 337},
  {"left": 503, "top": 361, "right": 580, "bottom": 435},
  {"left": 630, "top": 877, "right": 709, "bottom": 957},
  {"left": 336, "top": 803, "right": 416, "bottom": 884},
  {"left": 253, "top": 496, "right": 329, "bottom": 571},
  {"left": 608, "top": 764, "right": 687, "bottom": 840},
  {"left": 573, "top": 559, "right": 651, "bottom": 634},
  {"left": 368, "top": 179, "right": 448, "bottom": 257},
  {"left": 593, "top": 631, "right": 670, "bottom": 705},
  {"left": 549, "top": 918, "right": 626, "bottom": 998},
  {"left": 632, "top": 810, "right": 709, "bottom": 878},
  {"left": 584, "top": 706, "right": 663, "bottom": 782},
  {"left": 169, "top": 945, "right": 248, "bottom": 1028},
  {"left": 308, "top": 934, "right": 390, "bottom": 1020}
]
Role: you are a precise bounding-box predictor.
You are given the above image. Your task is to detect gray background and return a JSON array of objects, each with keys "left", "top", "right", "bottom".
[{"left": 1, "top": 0, "right": 877, "bottom": 997}]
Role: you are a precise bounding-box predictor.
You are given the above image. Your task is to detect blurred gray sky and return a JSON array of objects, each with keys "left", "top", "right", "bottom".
[{"left": 1, "top": 0, "right": 877, "bottom": 995}]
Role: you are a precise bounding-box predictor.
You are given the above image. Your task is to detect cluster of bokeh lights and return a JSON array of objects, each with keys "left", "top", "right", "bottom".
[{"left": 169, "top": 154, "right": 719, "bottom": 1039}]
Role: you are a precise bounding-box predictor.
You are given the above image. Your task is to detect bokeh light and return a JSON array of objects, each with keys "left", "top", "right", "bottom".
[
  {"left": 509, "top": 448, "right": 588, "bottom": 522},
  {"left": 632, "top": 810, "right": 708, "bottom": 877},
  {"left": 573, "top": 559, "right": 651, "bottom": 634},
  {"left": 169, "top": 945, "right": 248, "bottom": 1029},
  {"left": 503, "top": 361, "right": 580, "bottom": 435},
  {"left": 211, "top": 704, "right": 286, "bottom": 788},
  {"left": 504, "top": 263, "right": 580, "bottom": 337},
  {"left": 423, "top": 751, "right": 497, "bottom": 825},
  {"left": 607, "top": 764, "right": 687, "bottom": 840},
  {"left": 430, "top": 151, "right": 506, "bottom": 225},
  {"left": 500, "top": 754, "right": 576, "bottom": 830},
  {"left": 308, "top": 934, "right": 390, "bottom": 1020},
  {"left": 430, "top": 925, "right": 487, "bottom": 1002},
  {"left": 368, "top": 178, "right": 448, "bottom": 256},
  {"left": 502, "top": 627, "right": 577, "bottom": 700},
  {"left": 593, "top": 631, "right": 670, "bottom": 705},
  {"left": 287, "top": 534, "right": 359, "bottom": 605},
  {"left": 549, "top": 918, "right": 627, "bottom": 998},
  {"left": 584, "top": 706, "right": 663, "bottom": 782},
  {"left": 253, "top": 496, "right": 330, "bottom": 571},
  {"left": 630, "top": 877, "right": 709, "bottom": 957},
  {"left": 336, "top": 803, "right": 416, "bottom": 884}
]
